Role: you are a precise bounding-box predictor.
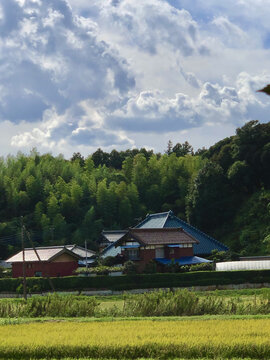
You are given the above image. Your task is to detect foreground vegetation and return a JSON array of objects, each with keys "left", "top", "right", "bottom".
[
  {"left": 0, "top": 120, "right": 270, "bottom": 259},
  {"left": 0, "top": 318, "right": 270, "bottom": 359},
  {"left": 1, "top": 289, "right": 270, "bottom": 318}
]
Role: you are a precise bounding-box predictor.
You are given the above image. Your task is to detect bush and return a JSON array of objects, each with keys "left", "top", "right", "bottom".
[
  {"left": 143, "top": 260, "right": 157, "bottom": 274},
  {"left": 1, "top": 269, "right": 270, "bottom": 293},
  {"left": 164, "top": 261, "right": 189, "bottom": 273},
  {"left": 189, "top": 263, "right": 213, "bottom": 272},
  {"left": 75, "top": 265, "right": 123, "bottom": 276},
  {"left": 123, "top": 261, "right": 137, "bottom": 275},
  {"left": 99, "top": 256, "right": 123, "bottom": 266}
]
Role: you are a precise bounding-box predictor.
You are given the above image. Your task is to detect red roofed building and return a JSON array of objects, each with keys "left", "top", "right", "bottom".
[{"left": 6, "top": 245, "right": 89, "bottom": 278}]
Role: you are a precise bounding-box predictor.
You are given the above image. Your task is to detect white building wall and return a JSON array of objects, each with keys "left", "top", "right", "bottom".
[{"left": 101, "top": 245, "right": 121, "bottom": 258}]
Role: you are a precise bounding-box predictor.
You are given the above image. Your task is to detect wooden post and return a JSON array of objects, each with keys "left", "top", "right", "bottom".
[
  {"left": 25, "top": 229, "right": 55, "bottom": 293},
  {"left": 21, "top": 216, "right": 27, "bottom": 301},
  {"left": 85, "top": 240, "right": 88, "bottom": 269}
]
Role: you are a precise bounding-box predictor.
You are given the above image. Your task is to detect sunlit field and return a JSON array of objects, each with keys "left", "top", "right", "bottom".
[{"left": 0, "top": 318, "right": 270, "bottom": 359}]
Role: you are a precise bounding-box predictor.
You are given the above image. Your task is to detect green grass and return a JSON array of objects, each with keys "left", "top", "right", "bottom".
[{"left": 1, "top": 288, "right": 270, "bottom": 318}]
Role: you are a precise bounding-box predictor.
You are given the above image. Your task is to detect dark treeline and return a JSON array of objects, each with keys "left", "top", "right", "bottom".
[{"left": 0, "top": 120, "right": 270, "bottom": 259}]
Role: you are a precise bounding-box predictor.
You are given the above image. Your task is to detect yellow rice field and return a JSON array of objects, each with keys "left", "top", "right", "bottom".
[{"left": 0, "top": 318, "right": 270, "bottom": 358}]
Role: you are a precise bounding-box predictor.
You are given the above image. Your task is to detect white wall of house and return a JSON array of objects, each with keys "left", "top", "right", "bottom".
[{"left": 101, "top": 245, "right": 121, "bottom": 258}]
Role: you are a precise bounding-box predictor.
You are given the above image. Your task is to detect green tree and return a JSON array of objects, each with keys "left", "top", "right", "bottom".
[{"left": 172, "top": 141, "right": 193, "bottom": 157}]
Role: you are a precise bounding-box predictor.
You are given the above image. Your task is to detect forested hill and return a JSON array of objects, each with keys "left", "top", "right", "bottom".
[{"left": 0, "top": 120, "right": 270, "bottom": 259}]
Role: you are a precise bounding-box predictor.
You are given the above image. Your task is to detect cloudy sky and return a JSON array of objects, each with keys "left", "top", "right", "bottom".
[{"left": 1, "top": 0, "right": 270, "bottom": 157}]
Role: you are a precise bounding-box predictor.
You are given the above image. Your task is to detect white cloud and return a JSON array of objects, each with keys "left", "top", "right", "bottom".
[
  {"left": 0, "top": 0, "right": 135, "bottom": 124},
  {"left": 0, "top": 0, "right": 270, "bottom": 156},
  {"left": 105, "top": 72, "right": 270, "bottom": 133}
]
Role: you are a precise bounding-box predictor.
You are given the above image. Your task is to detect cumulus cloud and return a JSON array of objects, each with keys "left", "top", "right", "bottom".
[
  {"left": 94, "top": 0, "right": 209, "bottom": 56},
  {"left": 1, "top": 0, "right": 270, "bottom": 155},
  {"left": 105, "top": 72, "right": 270, "bottom": 132},
  {"left": 0, "top": 0, "right": 135, "bottom": 125}
]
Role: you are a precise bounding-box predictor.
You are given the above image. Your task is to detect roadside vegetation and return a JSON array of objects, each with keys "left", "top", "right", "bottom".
[{"left": 1, "top": 289, "right": 270, "bottom": 318}]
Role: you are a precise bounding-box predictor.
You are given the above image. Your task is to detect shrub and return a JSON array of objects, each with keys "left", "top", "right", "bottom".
[
  {"left": 164, "top": 261, "right": 189, "bottom": 273},
  {"left": 1, "top": 269, "right": 270, "bottom": 293},
  {"left": 189, "top": 262, "right": 213, "bottom": 272},
  {"left": 143, "top": 260, "right": 157, "bottom": 274},
  {"left": 123, "top": 261, "right": 137, "bottom": 275},
  {"left": 75, "top": 266, "right": 123, "bottom": 276},
  {"left": 99, "top": 256, "right": 123, "bottom": 266}
]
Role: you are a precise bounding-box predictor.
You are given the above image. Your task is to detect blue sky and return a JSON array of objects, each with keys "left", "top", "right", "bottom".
[{"left": 0, "top": 0, "right": 270, "bottom": 157}]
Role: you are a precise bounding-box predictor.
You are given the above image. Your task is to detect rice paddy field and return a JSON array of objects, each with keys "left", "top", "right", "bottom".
[
  {"left": 1, "top": 289, "right": 270, "bottom": 359},
  {"left": 0, "top": 316, "right": 270, "bottom": 359}
]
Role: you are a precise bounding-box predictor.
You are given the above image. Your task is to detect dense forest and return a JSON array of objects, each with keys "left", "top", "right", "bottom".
[{"left": 0, "top": 120, "right": 270, "bottom": 259}]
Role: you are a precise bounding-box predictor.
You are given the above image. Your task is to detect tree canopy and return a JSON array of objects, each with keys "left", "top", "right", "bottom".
[{"left": 0, "top": 121, "right": 269, "bottom": 258}]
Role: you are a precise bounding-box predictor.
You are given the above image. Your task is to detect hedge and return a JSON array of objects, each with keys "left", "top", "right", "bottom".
[{"left": 1, "top": 270, "right": 270, "bottom": 293}]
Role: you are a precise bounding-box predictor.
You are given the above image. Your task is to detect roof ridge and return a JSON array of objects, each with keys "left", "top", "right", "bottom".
[
  {"left": 148, "top": 211, "right": 171, "bottom": 217},
  {"left": 102, "top": 230, "right": 127, "bottom": 233},
  {"left": 131, "top": 227, "right": 183, "bottom": 232},
  {"left": 24, "top": 246, "right": 66, "bottom": 250},
  {"left": 133, "top": 211, "right": 171, "bottom": 228}
]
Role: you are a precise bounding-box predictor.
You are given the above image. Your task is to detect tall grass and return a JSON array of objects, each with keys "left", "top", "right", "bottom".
[
  {"left": 0, "top": 290, "right": 270, "bottom": 317},
  {"left": 0, "top": 294, "right": 99, "bottom": 317},
  {"left": 120, "top": 289, "right": 270, "bottom": 317}
]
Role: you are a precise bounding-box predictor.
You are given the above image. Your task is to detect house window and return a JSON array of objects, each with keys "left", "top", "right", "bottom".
[
  {"left": 127, "top": 249, "right": 139, "bottom": 260},
  {"left": 169, "top": 248, "right": 174, "bottom": 255},
  {"left": 35, "top": 271, "right": 42, "bottom": 277},
  {"left": 155, "top": 247, "right": 164, "bottom": 258}
]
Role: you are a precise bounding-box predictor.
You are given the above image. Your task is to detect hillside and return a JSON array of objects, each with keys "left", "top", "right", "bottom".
[{"left": 0, "top": 120, "right": 269, "bottom": 259}]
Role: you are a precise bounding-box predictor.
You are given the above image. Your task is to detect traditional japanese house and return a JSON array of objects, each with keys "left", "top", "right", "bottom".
[
  {"left": 114, "top": 227, "right": 211, "bottom": 272},
  {"left": 100, "top": 210, "right": 228, "bottom": 259}
]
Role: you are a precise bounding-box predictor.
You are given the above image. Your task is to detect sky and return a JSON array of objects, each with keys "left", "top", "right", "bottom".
[{"left": 0, "top": 0, "right": 270, "bottom": 157}]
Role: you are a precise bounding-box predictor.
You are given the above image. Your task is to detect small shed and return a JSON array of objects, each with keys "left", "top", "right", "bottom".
[{"left": 6, "top": 246, "right": 82, "bottom": 278}]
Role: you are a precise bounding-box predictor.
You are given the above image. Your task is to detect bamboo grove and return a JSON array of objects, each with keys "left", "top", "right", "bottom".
[{"left": 0, "top": 120, "right": 270, "bottom": 258}]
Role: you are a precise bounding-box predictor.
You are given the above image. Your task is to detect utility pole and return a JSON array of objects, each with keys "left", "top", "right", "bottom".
[
  {"left": 85, "top": 240, "right": 88, "bottom": 269},
  {"left": 50, "top": 226, "right": 54, "bottom": 243},
  {"left": 21, "top": 216, "right": 27, "bottom": 301},
  {"left": 25, "top": 230, "right": 55, "bottom": 293}
]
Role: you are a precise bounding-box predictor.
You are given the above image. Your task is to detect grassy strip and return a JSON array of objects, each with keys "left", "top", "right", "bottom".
[
  {"left": 2, "top": 290, "right": 270, "bottom": 318},
  {"left": 1, "top": 313, "right": 270, "bottom": 325}
]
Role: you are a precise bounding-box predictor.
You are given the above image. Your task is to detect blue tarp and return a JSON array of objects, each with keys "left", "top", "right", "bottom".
[
  {"left": 167, "top": 244, "right": 183, "bottom": 248},
  {"left": 121, "top": 245, "right": 140, "bottom": 249},
  {"left": 155, "top": 256, "right": 212, "bottom": 265}
]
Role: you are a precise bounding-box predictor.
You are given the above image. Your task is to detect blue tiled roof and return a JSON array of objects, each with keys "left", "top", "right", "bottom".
[{"left": 135, "top": 211, "right": 228, "bottom": 255}]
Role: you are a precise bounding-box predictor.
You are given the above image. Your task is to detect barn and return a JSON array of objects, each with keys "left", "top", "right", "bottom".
[{"left": 6, "top": 246, "right": 84, "bottom": 278}]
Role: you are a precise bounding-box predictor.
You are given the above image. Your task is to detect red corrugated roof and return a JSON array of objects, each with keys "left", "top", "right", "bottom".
[{"left": 6, "top": 246, "right": 80, "bottom": 263}]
